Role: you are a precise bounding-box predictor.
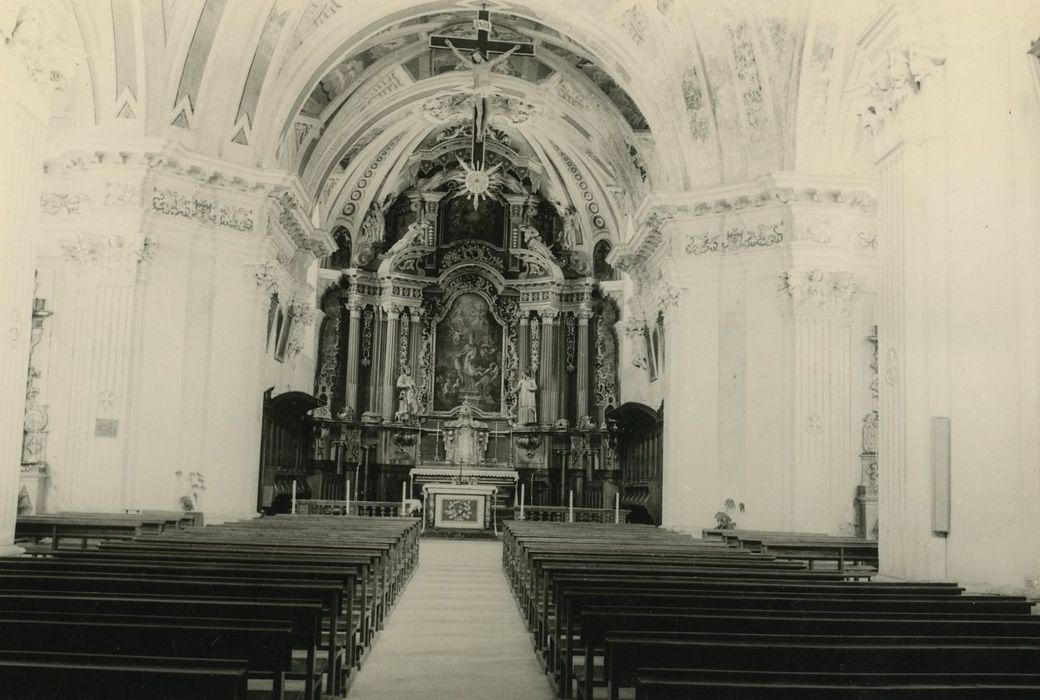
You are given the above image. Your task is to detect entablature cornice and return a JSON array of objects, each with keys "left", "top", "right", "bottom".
[
  {"left": 40, "top": 140, "right": 333, "bottom": 256},
  {"left": 610, "top": 174, "right": 878, "bottom": 286}
]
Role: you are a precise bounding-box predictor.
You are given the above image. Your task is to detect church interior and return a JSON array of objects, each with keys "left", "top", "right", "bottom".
[{"left": 2, "top": 0, "right": 1040, "bottom": 697}]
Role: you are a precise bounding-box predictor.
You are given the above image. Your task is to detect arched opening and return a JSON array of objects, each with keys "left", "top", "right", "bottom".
[{"left": 609, "top": 401, "right": 663, "bottom": 525}]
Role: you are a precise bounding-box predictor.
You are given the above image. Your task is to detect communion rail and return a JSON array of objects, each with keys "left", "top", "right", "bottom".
[
  {"left": 512, "top": 506, "right": 629, "bottom": 524},
  {"left": 295, "top": 499, "right": 411, "bottom": 517}
]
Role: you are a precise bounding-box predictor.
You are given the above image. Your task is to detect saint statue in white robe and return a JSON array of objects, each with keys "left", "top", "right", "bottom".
[{"left": 516, "top": 372, "right": 537, "bottom": 425}]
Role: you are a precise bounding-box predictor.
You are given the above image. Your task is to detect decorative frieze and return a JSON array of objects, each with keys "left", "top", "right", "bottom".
[
  {"left": 685, "top": 222, "right": 783, "bottom": 256},
  {"left": 151, "top": 189, "right": 255, "bottom": 232},
  {"left": 40, "top": 191, "right": 91, "bottom": 216},
  {"left": 441, "top": 241, "right": 504, "bottom": 271}
]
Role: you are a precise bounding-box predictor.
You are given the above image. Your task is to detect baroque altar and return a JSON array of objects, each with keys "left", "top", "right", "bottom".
[{"left": 296, "top": 172, "right": 622, "bottom": 516}]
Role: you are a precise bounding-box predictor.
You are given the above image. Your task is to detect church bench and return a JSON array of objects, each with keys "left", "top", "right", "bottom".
[
  {"left": 57, "top": 545, "right": 381, "bottom": 645},
  {"left": 0, "top": 616, "right": 292, "bottom": 699},
  {"left": 574, "top": 609, "right": 1040, "bottom": 699},
  {"left": 551, "top": 582, "right": 1001, "bottom": 696},
  {"left": 701, "top": 527, "right": 829, "bottom": 541},
  {"left": 602, "top": 634, "right": 1040, "bottom": 700},
  {"left": 534, "top": 563, "right": 853, "bottom": 650},
  {"left": 0, "top": 559, "right": 341, "bottom": 698},
  {"left": 631, "top": 676, "right": 1040, "bottom": 700},
  {"left": 0, "top": 571, "right": 344, "bottom": 696},
  {"left": 14, "top": 515, "right": 159, "bottom": 550},
  {"left": 109, "top": 542, "right": 390, "bottom": 647},
  {"left": 76, "top": 542, "right": 383, "bottom": 647},
  {"left": 128, "top": 528, "right": 411, "bottom": 610},
  {"left": 0, "top": 653, "right": 249, "bottom": 700}
]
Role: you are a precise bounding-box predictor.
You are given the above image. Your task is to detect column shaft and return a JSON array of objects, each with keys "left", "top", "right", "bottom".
[
  {"left": 576, "top": 314, "right": 590, "bottom": 420},
  {"left": 344, "top": 304, "right": 362, "bottom": 417},
  {"left": 540, "top": 313, "right": 558, "bottom": 424},
  {"left": 381, "top": 309, "right": 400, "bottom": 419}
]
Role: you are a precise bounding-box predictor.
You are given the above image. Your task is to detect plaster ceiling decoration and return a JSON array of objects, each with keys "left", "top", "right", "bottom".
[{"left": 52, "top": 0, "right": 889, "bottom": 247}]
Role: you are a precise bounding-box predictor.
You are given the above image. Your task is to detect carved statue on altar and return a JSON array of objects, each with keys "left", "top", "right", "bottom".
[
  {"left": 385, "top": 220, "right": 425, "bottom": 257},
  {"left": 396, "top": 366, "right": 420, "bottom": 420},
  {"left": 521, "top": 224, "right": 557, "bottom": 262},
  {"left": 442, "top": 402, "right": 489, "bottom": 465},
  {"left": 516, "top": 371, "right": 537, "bottom": 425}
]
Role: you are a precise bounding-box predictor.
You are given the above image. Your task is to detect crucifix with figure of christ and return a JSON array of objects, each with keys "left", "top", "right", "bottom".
[{"left": 430, "top": 8, "right": 535, "bottom": 169}]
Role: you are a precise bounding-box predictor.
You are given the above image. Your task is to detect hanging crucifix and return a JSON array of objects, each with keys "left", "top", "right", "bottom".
[{"left": 430, "top": 7, "right": 535, "bottom": 169}]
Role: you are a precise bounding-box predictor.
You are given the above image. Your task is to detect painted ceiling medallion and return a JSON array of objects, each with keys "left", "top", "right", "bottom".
[{"left": 450, "top": 157, "right": 503, "bottom": 209}]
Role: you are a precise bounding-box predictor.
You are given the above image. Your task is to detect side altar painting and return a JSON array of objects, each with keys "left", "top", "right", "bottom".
[{"left": 434, "top": 293, "right": 503, "bottom": 412}]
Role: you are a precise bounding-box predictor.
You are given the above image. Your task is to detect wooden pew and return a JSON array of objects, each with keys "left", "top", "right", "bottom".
[
  {"left": 603, "top": 635, "right": 1040, "bottom": 700},
  {"left": 0, "top": 652, "right": 248, "bottom": 700},
  {"left": 0, "top": 617, "right": 292, "bottom": 699}
]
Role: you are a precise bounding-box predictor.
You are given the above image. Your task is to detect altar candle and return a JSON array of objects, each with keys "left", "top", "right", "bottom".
[
  {"left": 520, "top": 484, "right": 525, "bottom": 520},
  {"left": 568, "top": 490, "right": 574, "bottom": 523},
  {"left": 401, "top": 481, "right": 407, "bottom": 514},
  {"left": 614, "top": 492, "right": 620, "bottom": 524},
  {"left": 345, "top": 480, "right": 351, "bottom": 515},
  {"left": 291, "top": 480, "right": 297, "bottom": 515}
]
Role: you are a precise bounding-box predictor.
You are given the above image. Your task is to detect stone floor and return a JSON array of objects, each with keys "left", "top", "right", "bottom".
[{"left": 348, "top": 538, "right": 556, "bottom": 699}]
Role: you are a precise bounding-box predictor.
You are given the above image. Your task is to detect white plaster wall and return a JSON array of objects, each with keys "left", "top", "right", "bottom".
[{"left": 875, "top": 3, "right": 1040, "bottom": 591}]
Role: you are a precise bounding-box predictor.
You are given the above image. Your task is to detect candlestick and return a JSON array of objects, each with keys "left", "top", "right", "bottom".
[
  {"left": 520, "top": 484, "right": 525, "bottom": 520},
  {"left": 346, "top": 480, "right": 351, "bottom": 516},
  {"left": 568, "top": 490, "right": 574, "bottom": 523},
  {"left": 291, "top": 480, "right": 297, "bottom": 515},
  {"left": 614, "top": 491, "right": 620, "bottom": 524},
  {"left": 401, "top": 481, "right": 407, "bottom": 515}
]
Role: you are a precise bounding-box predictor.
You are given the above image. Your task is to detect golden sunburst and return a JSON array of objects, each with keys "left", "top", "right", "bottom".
[{"left": 449, "top": 156, "right": 504, "bottom": 209}]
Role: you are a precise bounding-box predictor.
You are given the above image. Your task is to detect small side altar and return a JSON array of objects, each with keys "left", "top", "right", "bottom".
[{"left": 422, "top": 483, "right": 497, "bottom": 530}]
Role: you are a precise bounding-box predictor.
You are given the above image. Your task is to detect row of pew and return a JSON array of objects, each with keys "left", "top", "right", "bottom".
[
  {"left": 5, "top": 512, "right": 419, "bottom": 699},
  {"left": 504, "top": 521, "right": 1040, "bottom": 700}
]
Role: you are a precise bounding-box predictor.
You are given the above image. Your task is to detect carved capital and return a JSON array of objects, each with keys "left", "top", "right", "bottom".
[
  {"left": 0, "top": 5, "right": 81, "bottom": 90},
  {"left": 860, "top": 47, "right": 945, "bottom": 133},
  {"left": 60, "top": 234, "right": 157, "bottom": 281},
  {"left": 779, "top": 268, "right": 860, "bottom": 317}
]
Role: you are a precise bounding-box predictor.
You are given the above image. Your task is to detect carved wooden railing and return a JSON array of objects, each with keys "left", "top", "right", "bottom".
[
  {"left": 512, "top": 506, "right": 629, "bottom": 524},
  {"left": 295, "top": 499, "right": 407, "bottom": 517}
]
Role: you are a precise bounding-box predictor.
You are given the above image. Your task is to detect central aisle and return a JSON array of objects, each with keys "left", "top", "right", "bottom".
[{"left": 349, "top": 538, "right": 555, "bottom": 699}]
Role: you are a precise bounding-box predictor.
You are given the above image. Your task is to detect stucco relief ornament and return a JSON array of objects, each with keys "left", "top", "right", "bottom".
[
  {"left": 861, "top": 47, "right": 945, "bottom": 131},
  {"left": 0, "top": 4, "right": 81, "bottom": 88},
  {"left": 61, "top": 234, "right": 157, "bottom": 280},
  {"left": 421, "top": 93, "right": 465, "bottom": 124}
]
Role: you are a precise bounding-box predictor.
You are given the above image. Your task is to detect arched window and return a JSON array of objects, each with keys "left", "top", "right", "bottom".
[
  {"left": 593, "top": 239, "right": 615, "bottom": 280},
  {"left": 327, "top": 226, "right": 352, "bottom": 268}
]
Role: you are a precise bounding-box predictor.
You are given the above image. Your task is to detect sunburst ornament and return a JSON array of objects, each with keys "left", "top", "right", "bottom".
[{"left": 449, "top": 156, "right": 504, "bottom": 209}]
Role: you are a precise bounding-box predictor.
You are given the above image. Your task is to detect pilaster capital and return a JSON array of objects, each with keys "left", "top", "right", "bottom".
[
  {"left": 60, "top": 233, "right": 157, "bottom": 283},
  {"left": 0, "top": 4, "right": 81, "bottom": 105},
  {"left": 779, "top": 268, "right": 862, "bottom": 318}
]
